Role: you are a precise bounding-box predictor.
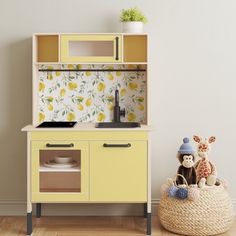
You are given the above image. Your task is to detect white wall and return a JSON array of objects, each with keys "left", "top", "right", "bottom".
[{"left": 0, "top": 0, "right": 235, "bottom": 214}]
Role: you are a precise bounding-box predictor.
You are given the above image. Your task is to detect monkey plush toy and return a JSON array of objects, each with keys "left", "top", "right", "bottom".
[{"left": 177, "top": 137, "right": 197, "bottom": 185}]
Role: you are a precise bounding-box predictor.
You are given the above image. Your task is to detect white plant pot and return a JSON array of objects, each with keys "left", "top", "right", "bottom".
[{"left": 122, "top": 22, "right": 144, "bottom": 33}]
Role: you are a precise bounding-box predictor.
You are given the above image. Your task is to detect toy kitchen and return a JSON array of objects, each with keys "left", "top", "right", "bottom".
[{"left": 22, "top": 33, "right": 151, "bottom": 235}]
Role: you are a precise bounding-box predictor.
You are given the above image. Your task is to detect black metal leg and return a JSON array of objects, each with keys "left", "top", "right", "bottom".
[
  {"left": 147, "top": 213, "right": 151, "bottom": 235},
  {"left": 144, "top": 203, "right": 147, "bottom": 218},
  {"left": 27, "top": 212, "right": 32, "bottom": 235},
  {"left": 36, "top": 203, "right": 41, "bottom": 218}
]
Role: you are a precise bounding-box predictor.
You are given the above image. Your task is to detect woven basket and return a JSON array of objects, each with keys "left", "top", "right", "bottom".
[{"left": 159, "top": 176, "right": 235, "bottom": 236}]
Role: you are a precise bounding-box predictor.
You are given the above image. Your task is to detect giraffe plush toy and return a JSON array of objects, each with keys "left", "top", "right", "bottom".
[{"left": 193, "top": 135, "right": 217, "bottom": 186}]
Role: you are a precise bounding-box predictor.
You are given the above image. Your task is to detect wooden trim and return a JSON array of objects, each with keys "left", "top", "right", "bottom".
[
  {"left": 34, "top": 33, "right": 148, "bottom": 35},
  {"left": 145, "top": 34, "right": 149, "bottom": 125},
  {"left": 22, "top": 124, "right": 152, "bottom": 132},
  {"left": 32, "top": 64, "right": 38, "bottom": 125},
  {"left": 58, "top": 34, "right": 61, "bottom": 63},
  {"left": 34, "top": 62, "right": 148, "bottom": 65},
  {"left": 38, "top": 69, "right": 146, "bottom": 72},
  {"left": 29, "top": 132, "right": 148, "bottom": 141},
  {"left": 27, "top": 132, "right": 32, "bottom": 213},
  {"left": 121, "top": 34, "right": 124, "bottom": 63},
  {"left": 143, "top": 64, "right": 148, "bottom": 125},
  {"left": 147, "top": 135, "right": 151, "bottom": 213},
  {"left": 32, "top": 36, "right": 37, "bottom": 125}
]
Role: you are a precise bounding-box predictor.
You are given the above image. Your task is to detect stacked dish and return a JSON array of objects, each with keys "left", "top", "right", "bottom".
[{"left": 43, "top": 156, "right": 77, "bottom": 168}]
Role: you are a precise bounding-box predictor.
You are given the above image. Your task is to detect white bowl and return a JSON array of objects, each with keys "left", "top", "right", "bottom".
[{"left": 54, "top": 156, "right": 72, "bottom": 164}]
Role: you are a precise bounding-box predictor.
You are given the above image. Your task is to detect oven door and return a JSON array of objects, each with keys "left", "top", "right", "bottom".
[{"left": 31, "top": 141, "right": 89, "bottom": 202}]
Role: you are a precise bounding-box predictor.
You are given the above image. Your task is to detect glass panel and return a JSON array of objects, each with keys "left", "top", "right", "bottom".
[
  {"left": 39, "top": 150, "right": 81, "bottom": 192},
  {"left": 68, "top": 41, "right": 114, "bottom": 57}
]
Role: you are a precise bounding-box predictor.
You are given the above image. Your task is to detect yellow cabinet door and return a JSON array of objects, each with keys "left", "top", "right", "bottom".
[
  {"left": 61, "top": 34, "right": 122, "bottom": 63},
  {"left": 31, "top": 141, "right": 89, "bottom": 202},
  {"left": 90, "top": 141, "right": 147, "bottom": 202}
]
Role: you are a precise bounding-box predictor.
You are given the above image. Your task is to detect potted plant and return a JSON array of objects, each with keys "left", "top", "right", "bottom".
[{"left": 120, "top": 7, "right": 147, "bottom": 33}]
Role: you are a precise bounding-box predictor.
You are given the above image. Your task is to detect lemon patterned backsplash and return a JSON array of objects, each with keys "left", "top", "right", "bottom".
[{"left": 38, "top": 64, "right": 146, "bottom": 123}]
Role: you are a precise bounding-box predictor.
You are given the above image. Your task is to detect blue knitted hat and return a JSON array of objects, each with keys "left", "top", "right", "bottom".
[{"left": 178, "top": 137, "right": 195, "bottom": 154}]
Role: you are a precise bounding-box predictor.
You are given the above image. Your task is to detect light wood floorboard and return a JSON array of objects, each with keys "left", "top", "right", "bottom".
[{"left": 0, "top": 216, "right": 235, "bottom": 235}]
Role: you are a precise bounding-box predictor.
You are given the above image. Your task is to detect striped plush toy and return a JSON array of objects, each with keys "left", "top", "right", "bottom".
[{"left": 193, "top": 135, "right": 217, "bottom": 186}]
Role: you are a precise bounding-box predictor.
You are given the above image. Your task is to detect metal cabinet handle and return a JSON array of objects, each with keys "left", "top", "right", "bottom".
[
  {"left": 115, "top": 37, "right": 119, "bottom": 61},
  {"left": 46, "top": 143, "right": 74, "bottom": 148},
  {"left": 103, "top": 143, "right": 131, "bottom": 148}
]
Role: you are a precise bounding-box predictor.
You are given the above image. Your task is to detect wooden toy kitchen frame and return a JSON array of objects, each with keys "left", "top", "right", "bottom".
[{"left": 22, "top": 33, "right": 151, "bottom": 235}]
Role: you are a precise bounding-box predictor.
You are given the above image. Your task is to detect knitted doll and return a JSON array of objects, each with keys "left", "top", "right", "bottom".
[
  {"left": 193, "top": 135, "right": 217, "bottom": 186},
  {"left": 176, "top": 138, "right": 197, "bottom": 186}
]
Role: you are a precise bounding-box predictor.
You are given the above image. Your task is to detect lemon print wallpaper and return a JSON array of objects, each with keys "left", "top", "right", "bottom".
[{"left": 38, "top": 64, "right": 146, "bottom": 123}]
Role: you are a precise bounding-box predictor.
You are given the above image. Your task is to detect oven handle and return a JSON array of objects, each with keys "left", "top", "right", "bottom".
[
  {"left": 103, "top": 143, "right": 131, "bottom": 148},
  {"left": 115, "top": 37, "right": 119, "bottom": 61},
  {"left": 46, "top": 143, "right": 74, "bottom": 148}
]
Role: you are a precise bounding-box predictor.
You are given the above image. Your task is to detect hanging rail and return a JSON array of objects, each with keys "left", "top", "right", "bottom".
[{"left": 38, "top": 69, "right": 146, "bottom": 72}]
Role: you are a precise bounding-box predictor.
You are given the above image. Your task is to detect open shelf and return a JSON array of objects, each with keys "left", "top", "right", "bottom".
[
  {"left": 40, "top": 172, "right": 81, "bottom": 193},
  {"left": 37, "top": 35, "right": 59, "bottom": 63},
  {"left": 123, "top": 35, "right": 147, "bottom": 62}
]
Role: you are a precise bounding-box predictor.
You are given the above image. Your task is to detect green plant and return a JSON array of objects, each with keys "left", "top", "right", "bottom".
[{"left": 120, "top": 7, "right": 147, "bottom": 23}]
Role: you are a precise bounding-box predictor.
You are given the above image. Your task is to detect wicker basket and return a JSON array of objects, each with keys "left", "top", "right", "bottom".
[{"left": 159, "top": 176, "right": 235, "bottom": 236}]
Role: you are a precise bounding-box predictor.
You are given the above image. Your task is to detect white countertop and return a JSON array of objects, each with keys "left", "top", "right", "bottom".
[{"left": 22, "top": 123, "right": 152, "bottom": 132}]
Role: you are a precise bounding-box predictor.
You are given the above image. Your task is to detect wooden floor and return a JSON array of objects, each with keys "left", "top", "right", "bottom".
[{"left": 0, "top": 216, "right": 235, "bottom": 235}]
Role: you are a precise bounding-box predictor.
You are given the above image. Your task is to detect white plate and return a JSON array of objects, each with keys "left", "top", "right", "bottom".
[{"left": 43, "top": 160, "right": 78, "bottom": 169}]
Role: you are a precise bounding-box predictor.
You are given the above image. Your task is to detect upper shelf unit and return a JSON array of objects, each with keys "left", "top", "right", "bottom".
[{"left": 33, "top": 33, "right": 148, "bottom": 64}]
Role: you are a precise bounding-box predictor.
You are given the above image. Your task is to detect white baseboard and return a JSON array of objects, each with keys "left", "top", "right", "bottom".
[
  {"left": 0, "top": 199, "right": 234, "bottom": 216},
  {"left": 0, "top": 200, "right": 26, "bottom": 216}
]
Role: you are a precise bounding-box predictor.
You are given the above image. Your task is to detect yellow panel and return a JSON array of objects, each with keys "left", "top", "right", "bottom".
[
  {"left": 30, "top": 131, "right": 148, "bottom": 141},
  {"left": 31, "top": 141, "right": 89, "bottom": 202},
  {"left": 124, "top": 35, "right": 147, "bottom": 62},
  {"left": 31, "top": 193, "right": 88, "bottom": 203},
  {"left": 37, "top": 35, "right": 59, "bottom": 62},
  {"left": 90, "top": 141, "right": 147, "bottom": 201},
  {"left": 61, "top": 34, "right": 122, "bottom": 63}
]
